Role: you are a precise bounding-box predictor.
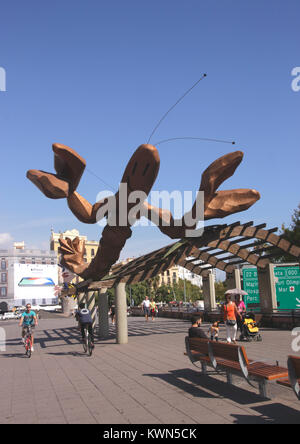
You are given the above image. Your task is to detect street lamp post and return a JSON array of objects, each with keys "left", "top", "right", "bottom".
[{"left": 183, "top": 268, "right": 186, "bottom": 304}]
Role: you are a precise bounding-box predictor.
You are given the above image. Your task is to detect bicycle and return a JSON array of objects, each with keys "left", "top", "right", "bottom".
[
  {"left": 24, "top": 326, "right": 33, "bottom": 358},
  {"left": 82, "top": 324, "right": 94, "bottom": 356}
]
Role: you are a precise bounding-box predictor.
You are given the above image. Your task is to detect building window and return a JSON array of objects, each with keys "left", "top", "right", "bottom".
[
  {"left": 0, "top": 287, "right": 7, "bottom": 298},
  {"left": 91, "top": 249, "right": 95, "bottom": 256},
  {"left": 1, "top": 259, "right": 6, "bottom": 270},
  {"left": 1, "top": 274, "right": 7, "bottom": 283},
  {"left": 32, "top": 258, "right": 35, "bottom": 264}
]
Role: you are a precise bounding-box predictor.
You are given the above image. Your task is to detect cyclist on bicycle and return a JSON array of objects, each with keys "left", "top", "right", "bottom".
[
  {"left": 75, "top": 303, "right": 94, "bottom": 348},
  {"left": 19, "top": 303, "right": 38, "bottom": 352}
]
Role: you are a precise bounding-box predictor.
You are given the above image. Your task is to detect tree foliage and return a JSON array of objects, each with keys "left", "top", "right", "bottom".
[
  {"left": 275, "top": 203, "right": 300, "bottom": 262},
  {"left": 250, "top": 203, "right": 300, "bottom": 263},
  {"left": 106, "top": 277, "right": 204, "bottom": 306},
  {"left": 214, "top": 280, "right": 228, "bottom": 302}
]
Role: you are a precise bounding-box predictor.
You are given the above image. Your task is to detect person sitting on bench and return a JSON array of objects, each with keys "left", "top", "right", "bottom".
[{"left": 188, "top": 315, "right": 208, "bottom": 339}]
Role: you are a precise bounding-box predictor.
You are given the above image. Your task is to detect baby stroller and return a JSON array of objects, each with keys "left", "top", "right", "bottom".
[{"left": 239, "top": 313, "right": 262, "bottom": 342}]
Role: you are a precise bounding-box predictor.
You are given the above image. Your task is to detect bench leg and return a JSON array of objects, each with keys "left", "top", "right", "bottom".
[
  {"left": 258, "top": 380, "right": 268, "bottom": 398},
  {"left": 226, "top": 371, "right": 233, "bottom": 385},
  {"left": 201, "top": 362, "right": 207, "bottom": 374}
]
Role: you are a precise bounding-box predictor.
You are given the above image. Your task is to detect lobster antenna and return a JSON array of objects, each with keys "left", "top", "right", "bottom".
[
  {"left": 147, "top": 73, "right": 207, "bottom": 144},
  {"left": 86, "top": 168, "right": 116, "bottom": 192},
  {"left": 154, "top": 137, "right": 235, "bottom": 146}
]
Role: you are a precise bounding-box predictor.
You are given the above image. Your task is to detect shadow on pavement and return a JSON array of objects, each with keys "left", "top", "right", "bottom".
[
  {"left": 0, "top": 353, "right": 30, "bottom": 358},
  {"left": 145, "top": 368, "right": 300, "bottom": 423},
  {"left": 145, "top": 368, "right": 264, "bottom": 405},
  {"left": 46, "top": 351, "right": 86, "bottom": 357},
  {"left": 231, "top": 403, "right": 300, "bottom": 424},
  {"left": 4, "top": 319, "right": 191, "bottom": 350}
]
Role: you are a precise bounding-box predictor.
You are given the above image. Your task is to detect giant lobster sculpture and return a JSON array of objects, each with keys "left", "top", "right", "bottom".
[{"left": 27, "top": 143, "right": 260, "bottom": 280}]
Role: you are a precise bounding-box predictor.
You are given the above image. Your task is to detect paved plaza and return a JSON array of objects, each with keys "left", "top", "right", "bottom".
[{"left": 0, "top": 316, "right": 300, "bottom": 424}]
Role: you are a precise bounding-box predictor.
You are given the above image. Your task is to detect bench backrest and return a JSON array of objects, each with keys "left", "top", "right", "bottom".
[
  {"left": 288, "top": 356, "right": 300, "bottom": 378},
  {"left": 209, "top": 341, "right": 248, "bottom": 365},
  {"left": 188, "top": 337, "right": 210, "bottom": 356},
  {"left": 186, "top": 337, "right": 250, "bottom": 381},
  {"left": 287, "top": 355, "right": 300, "bottom": 400}
]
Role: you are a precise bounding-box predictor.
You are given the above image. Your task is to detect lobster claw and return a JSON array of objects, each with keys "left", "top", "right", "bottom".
[
  {"left": 26, "top": 143, "right": 86, "bottom": 199},
  {"left": 26, "top": 170, "right": 69, "bottom": 199},
  {"left": 204, "top": 189, "right": 261, "bottom": 220}
]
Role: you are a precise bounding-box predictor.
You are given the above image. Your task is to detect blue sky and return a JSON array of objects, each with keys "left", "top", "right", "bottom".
[{"left": 0, "top": 0, "right": 299, "bottom": 266}]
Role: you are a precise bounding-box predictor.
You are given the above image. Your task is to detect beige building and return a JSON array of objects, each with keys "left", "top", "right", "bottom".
[
  {"left": 157, "top": 266, "right": 179, "bottom": 287},
  {"left": 157, "top": 265, "right": 203, "bottom": 288}
]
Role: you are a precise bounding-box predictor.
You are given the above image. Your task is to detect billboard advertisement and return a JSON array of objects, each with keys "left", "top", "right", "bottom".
[{"left": 13, "top": 263, "right": 58, "bottom": 304}]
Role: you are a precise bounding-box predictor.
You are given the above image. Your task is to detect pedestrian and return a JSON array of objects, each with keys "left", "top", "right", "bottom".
[
  {"left": 208, "top": 321, "right": 220, "bottom": 341},
  {"left": 188, "top": 315, "right": 208, "bottom": 339},
  {"left": 110, "top": 303, "right": 116, "bottom": 325},
  {"left": 142, "top": 296, "right": 151, "bottom": 321},
  {"left": 235, "top": 294, "right": 246, "bottom": 333},
  {"left": 149, "top": 298, "right": 157, "bottom": 321},
  {"left": 222, "top": 294, "right": 241, "bottom": 344}
]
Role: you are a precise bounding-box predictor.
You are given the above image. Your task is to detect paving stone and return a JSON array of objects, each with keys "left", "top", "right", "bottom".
[{"left": 0, "top": 316, "right": 300, "bottom": 424}]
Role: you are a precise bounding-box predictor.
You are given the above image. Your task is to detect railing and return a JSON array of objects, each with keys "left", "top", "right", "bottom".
[
  {"left": 156, "top": 306, "right": 300, "bottom": 329},
  {"left": 131, "top": 305, "right": 300, "bottom": 328}
]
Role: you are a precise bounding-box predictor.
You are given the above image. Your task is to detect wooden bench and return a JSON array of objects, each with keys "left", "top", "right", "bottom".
[
  {"left": 277, "top": 355, "right": 300, "bottom": 400},
  {"left": 185, "top": 337, "right": 212, "bottom": 373},
  {"left": 185, "top": 337, "right": 288, "bottom": 398}
]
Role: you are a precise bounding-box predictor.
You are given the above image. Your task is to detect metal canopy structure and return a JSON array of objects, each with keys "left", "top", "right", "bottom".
[{"left": 72, "top": 221, "right": 300, "bottom": 293}]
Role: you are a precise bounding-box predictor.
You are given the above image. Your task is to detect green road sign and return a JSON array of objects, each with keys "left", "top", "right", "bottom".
[
  {"left": 242, "top": 269, "right": 259, "bottom": 306},
  {"left": 243, "top": 266, "right": 300, "bottom": 310}
]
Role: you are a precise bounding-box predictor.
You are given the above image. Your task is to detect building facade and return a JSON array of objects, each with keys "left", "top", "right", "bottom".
[
  {"left": 177, "top": 266, "right": 203, "bottom": 288},
  {"left": 157, "top": 266, "right": 180, "bottom": 287},
  {"left": 0, "top": 242, "right": 58, "bottom": 309}
]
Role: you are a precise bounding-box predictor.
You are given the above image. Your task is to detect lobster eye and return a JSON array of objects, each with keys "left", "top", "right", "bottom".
[
  {"left": 142, "top": 163, "right": 150, "bottom": 176},
  {"left": 132, "top": 162, "right": 137, "bottom": 175}
]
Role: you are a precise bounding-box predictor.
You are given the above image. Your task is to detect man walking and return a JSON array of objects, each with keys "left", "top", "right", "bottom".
[{"left": 142, "top": 296, "right": 151, "bottom": 321}]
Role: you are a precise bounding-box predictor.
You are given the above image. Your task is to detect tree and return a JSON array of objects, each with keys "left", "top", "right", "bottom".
[
  {"left": 172, "top": 279, "right": 202, "bottom": 302},
  {"left": 125, "top": 282, "right": 148, "bottom": 306},
  {"left": 156, "top": 285, "right": 173, "bottom": 303},
  {"left": 250, "top": 203, "right": 300, "bottom": 263},
  {"left": 215, "top": 280, "right": 228, "bottom": 302},
  {"left": 275, "top": 203, "right": 300, "bottom": 262}
]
